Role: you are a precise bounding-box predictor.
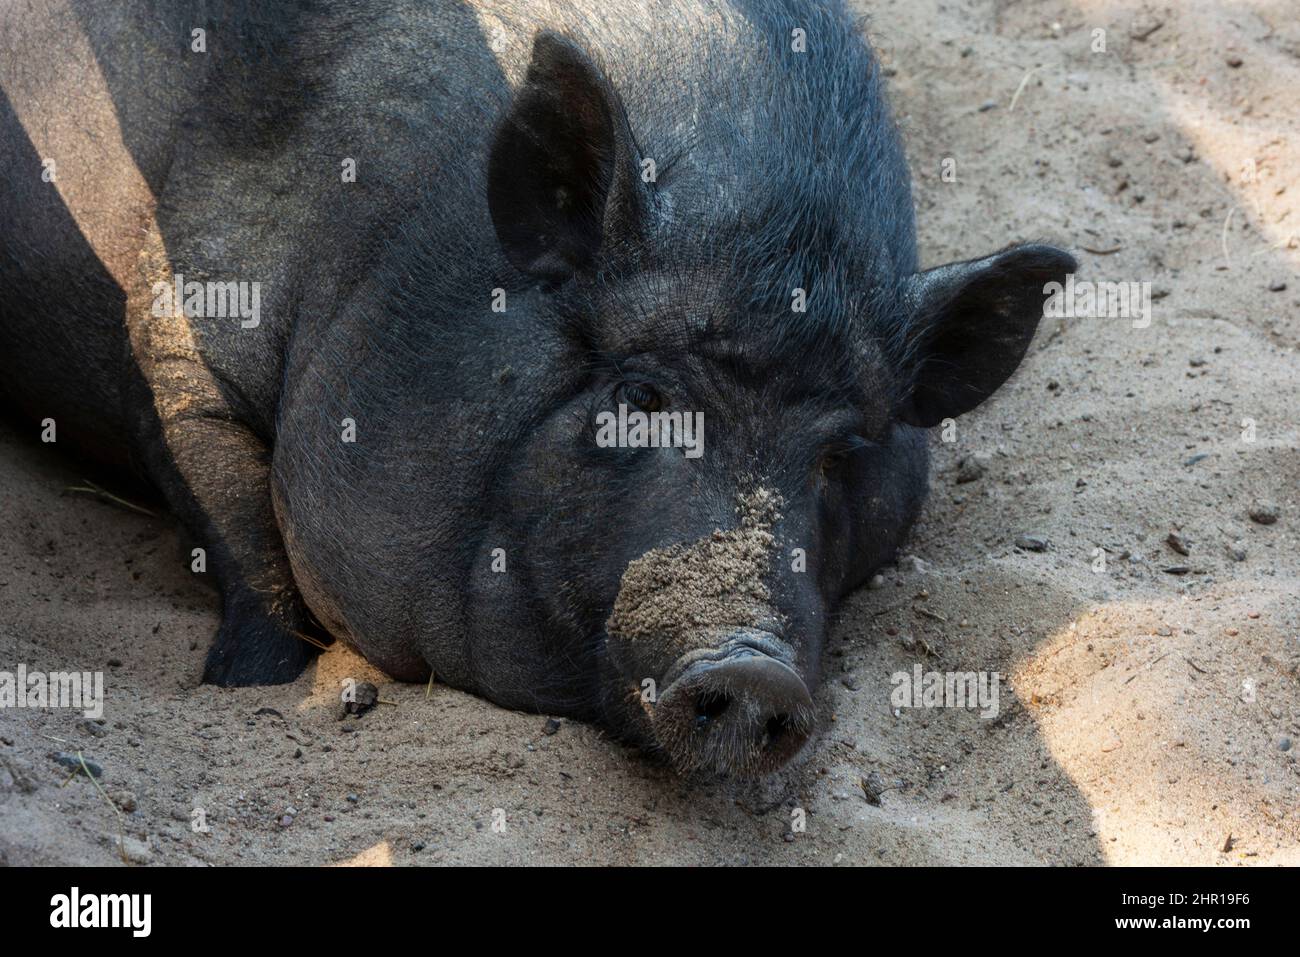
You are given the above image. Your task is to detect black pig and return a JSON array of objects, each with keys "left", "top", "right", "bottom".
[{"left": 0, "top": 0, "right": 1072, "bottom": 775}]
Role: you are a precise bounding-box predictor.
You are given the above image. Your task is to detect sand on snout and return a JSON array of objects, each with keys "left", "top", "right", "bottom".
[{"left": 605, "top": 487, "right": 783, "bottom": 672}]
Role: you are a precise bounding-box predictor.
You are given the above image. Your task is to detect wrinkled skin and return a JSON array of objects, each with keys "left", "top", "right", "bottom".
[{"left": 0, "top": 0, "right": 1073, "bottom": 775}]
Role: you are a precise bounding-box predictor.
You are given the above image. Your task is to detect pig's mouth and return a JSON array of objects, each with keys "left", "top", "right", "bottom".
[{"left": 647, "top": 628, "right": 816, "bottom": 777}]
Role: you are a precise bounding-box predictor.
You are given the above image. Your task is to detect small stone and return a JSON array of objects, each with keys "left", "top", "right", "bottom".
[
  {"left": 343, "top": 681, "right": 380, "bottom": 716},
  {"left": 1248, "top": 502, "right": 1279, "bottom": 525},
  {"left": 1129, "top": 16, "right": 1163, "bottom": 41},
  {"left": 860, "top": 771, "right": 887, "bottom": 806},
  {"left": 1165, "top": 531, "right": 1190, "bottom": 556},
  {"left": 1268, "top": 279, "right": 1287, "bottom": 292},
  {"left": 841, "top": 676, "right": 860, "bottom": 691},
  {"left": 113, "top": 790, "right": 137, "bottom": 813},
  {"left": 50, "top": 752, "right": 102, "bottom": 778},
  {"left": 867, "top": 573, "right": 886, "bottom": 590},
  {"left": 1226, "top": 545, "right": 1247, "bottom": 562},
  {"left": 543, "top": 718, "right": 562, "bottom": 736},
  {"left": 955, "top": 454, "right": 989, "bottom": 484},
  {"left": 1015, "top": 534, "right": 1049, "bottom": 552},
  {"left": 120, "top": 836, "right": 152, "bottom": 864},
  {"left": 279, "top": 814, "right": 294, "bottom": 828},
  {"left": 1226, "top": 54, "right": 1243, "bottom": 68},
  {"left": 978, "top": 99, "right": 998, "bottom": 112},
  {"left": 1279, "top": 738, "right": 1292, "bottom": 752}
]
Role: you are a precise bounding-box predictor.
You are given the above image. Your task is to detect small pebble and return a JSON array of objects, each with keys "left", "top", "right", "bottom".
[
  {"left": 860, "top": 771, "right": 887, "bottom": 806},
  {"left": 121, "top": 836, "right": 152, "bottom": 864},
  {"left": 955, "top": 454, "right": 988, "bottom": 484},
  {"left": 343, "top": 681, "right": 380, "bottom": 716},
  {"left": 1248, "top": 502, "right": 1279, "bottom": 525},
  {"left": 50, "top": 752, "right": 102, "bottom": 778},
  {"left": 1015, "top": 534, "right": 1049, "bottom": 552}
]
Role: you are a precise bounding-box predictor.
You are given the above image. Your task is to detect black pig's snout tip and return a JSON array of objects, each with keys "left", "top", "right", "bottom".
[{"left": 655, "top": 649, "right": 815, "bottom": 777}]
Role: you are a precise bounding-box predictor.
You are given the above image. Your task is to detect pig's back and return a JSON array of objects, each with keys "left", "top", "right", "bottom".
[{"left": 0, "top": 0, "right": 290, "bottom": 464}]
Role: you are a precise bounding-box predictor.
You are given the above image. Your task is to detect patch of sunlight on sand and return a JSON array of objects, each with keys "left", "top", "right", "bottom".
[
  {"left": 1067, "top": 0, "right": 1298, "bottom": 266},
  {"left": 332, "top": 841, "right": 393, "bottom": 867},
  {"left": 294, "top": 643, "right": 389, "bottom": 714},
  {"left": 1012, "top": 591, "right": 1300, "bottom": 865}
]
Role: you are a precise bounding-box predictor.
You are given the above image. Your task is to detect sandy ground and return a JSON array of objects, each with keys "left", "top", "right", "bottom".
[{"left": 2, "top": 0, "right": 1298, "bottom": 866}]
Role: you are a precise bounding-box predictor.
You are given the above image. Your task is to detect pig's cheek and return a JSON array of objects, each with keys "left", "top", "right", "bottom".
[{"left": 603, "top": 628, "right": 675, "bottom": 696}]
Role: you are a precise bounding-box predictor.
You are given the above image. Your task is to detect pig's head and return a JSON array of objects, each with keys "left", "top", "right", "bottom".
[
  {"left": 473, "top": 33, "right": 1075, "bottom": 776},
  {"left": 272, "top": 30, "right": 1073, "bottom": 778}
]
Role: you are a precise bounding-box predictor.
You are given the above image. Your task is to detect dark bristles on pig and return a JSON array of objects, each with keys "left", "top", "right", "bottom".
[{"left": 0, "top": 0, "right": 1073, "bottom": 776}]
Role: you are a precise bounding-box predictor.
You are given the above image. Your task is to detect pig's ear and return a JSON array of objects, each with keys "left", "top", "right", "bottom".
[
  {"left": 897, "top": 243, "right": 1076, "bottom": 428},
  {"left": 488, "top": 32, "right": 647, "bottom": 281}
]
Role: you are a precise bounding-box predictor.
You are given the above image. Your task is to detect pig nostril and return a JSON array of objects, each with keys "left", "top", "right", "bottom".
[
  {"left": 765, "top": 714, "right": 793, "bottom": 744},
  {"left": 661, "top": 654, "right": 813, "bottom": 772},
  {"left": 694, "top": 691, "right": 732, "bottom": 728}
]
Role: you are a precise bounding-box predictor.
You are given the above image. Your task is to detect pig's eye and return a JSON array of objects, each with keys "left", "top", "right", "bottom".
[
  {"left": 818, "top": 436, "right": 871, "bottom": 479},
  {"left": 818, "top": 449, "right": 847, "bottom": 479},
  {"left": 617, "top": 382, "right": 662, "bottom": 412}
]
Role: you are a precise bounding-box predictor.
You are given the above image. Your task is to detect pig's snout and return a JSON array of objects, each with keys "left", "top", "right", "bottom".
[{"left": 654, "top": 632, "right": 814, "bottom": 776}]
